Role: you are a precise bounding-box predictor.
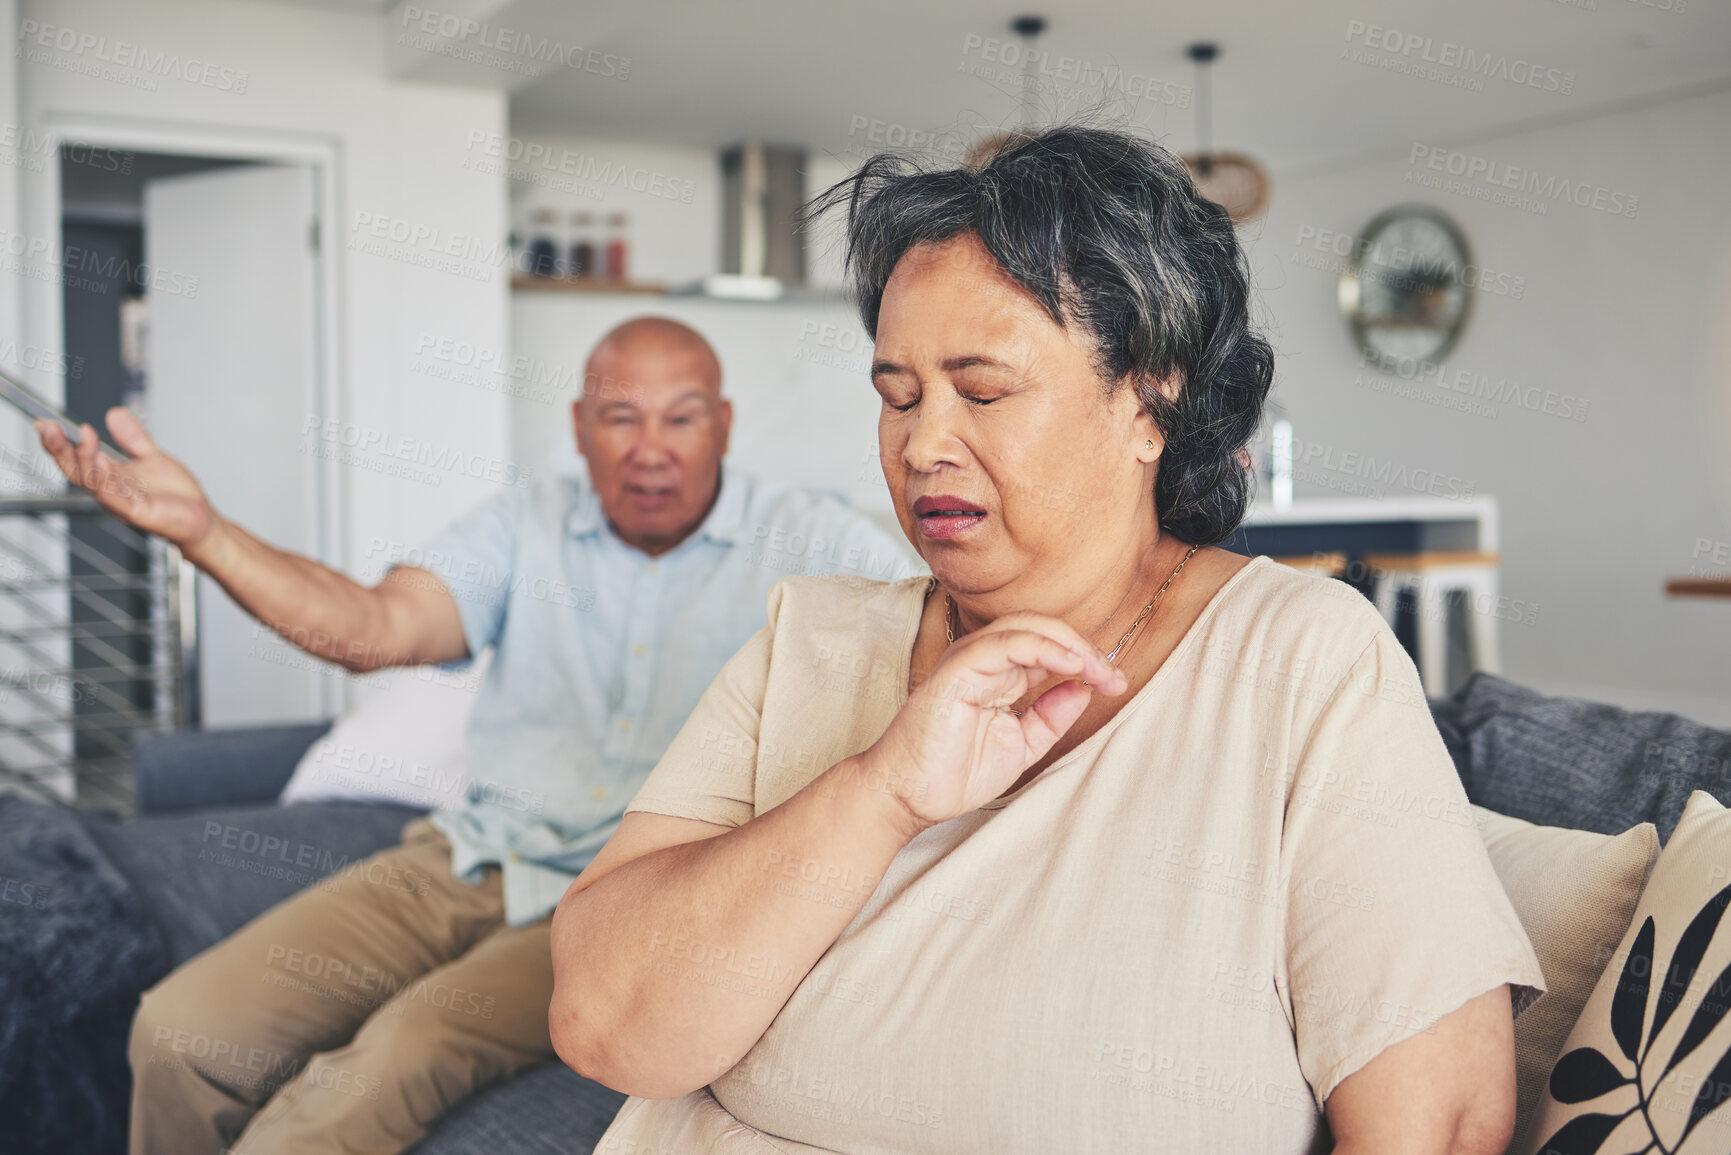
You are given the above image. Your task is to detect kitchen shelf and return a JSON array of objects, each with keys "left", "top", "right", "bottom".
[
  {"left": 1665, "top": 577, "right": 1731, "bottom": 600},
  {"left": 509, "top": 276, "right": 849, "bottom": 306},
  {"left": 1243, "top": 495, "right": 1498, "bottom": 537},
  {"left": 511, "top": 275, "right": 667, "bottom": 294}
]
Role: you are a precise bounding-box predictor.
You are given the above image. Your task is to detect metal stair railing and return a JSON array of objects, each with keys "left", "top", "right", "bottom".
[{"left": 0, "top": 369, "right": 198, "bottom": 812}]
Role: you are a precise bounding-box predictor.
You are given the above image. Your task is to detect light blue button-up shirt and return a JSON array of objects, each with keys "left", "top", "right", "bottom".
[{"left": 412, "top": 464, "right": 919, "bottom": 925}]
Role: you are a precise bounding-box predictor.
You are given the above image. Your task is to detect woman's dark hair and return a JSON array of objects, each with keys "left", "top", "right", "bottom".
[{"left": 807, "top": 124, "right": 1274, "bottom": 547}]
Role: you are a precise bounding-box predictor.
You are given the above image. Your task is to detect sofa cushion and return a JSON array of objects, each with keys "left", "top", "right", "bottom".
[
  {"left": 281, "top": 650, "right": 490, "bottom": 811},
  {"left": 82, "top": 801, "right": 423, "bottom": 967},
  {"left": 1433, "top": 674, "right": 1731, "bottom": 841},
  {"left": 132, "top": 723, "right": 332, "bottom": 814},
  {"left": 0, "top": 796, "right": 168, "bottom": 1155},
  {"left": 1472, "top": 806, "right": 1659, "bottom": 1154},
  {"left": 412, "top": 1062, "right": 628, "bottom": 1154},
  {"left": 1523, "top": 791, "right": 1731, "bottom": 1155}
]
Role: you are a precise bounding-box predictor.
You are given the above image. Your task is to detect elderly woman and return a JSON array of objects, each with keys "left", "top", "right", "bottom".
[{"left": 549, "top": 126, "right": 1543, "bottom": 1153}]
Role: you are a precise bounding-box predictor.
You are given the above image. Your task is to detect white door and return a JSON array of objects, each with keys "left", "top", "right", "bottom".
[{"left": 145, "top": 164, "right": 330, "bottom": 728}]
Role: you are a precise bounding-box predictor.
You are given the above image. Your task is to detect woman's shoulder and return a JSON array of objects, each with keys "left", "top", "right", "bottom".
[
  {"left": 755, "top": 576, "right": 925, "bottom": 748},
  {"left": 1207, "top": 554, "right": 1395, "bottom": 664},
  {"left": 764, "top": 573, "right": 931, "bottom": 636}
]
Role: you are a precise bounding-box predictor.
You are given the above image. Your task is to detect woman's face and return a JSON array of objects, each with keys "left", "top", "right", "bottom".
[{"left": 872, "top": 232, "right": 1163, "bottom": 609}]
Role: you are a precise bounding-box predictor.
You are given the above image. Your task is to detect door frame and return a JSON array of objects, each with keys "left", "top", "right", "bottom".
[{"left": 25, "top": 115, "right": 344, "bottom": 717}]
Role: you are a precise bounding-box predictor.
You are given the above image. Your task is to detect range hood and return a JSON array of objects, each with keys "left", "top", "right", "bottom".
[{"left": 701, "top": 140, "right": 806, "bottom": 301}]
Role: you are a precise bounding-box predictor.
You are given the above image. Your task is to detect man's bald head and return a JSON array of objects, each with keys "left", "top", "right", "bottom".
[
  {"left": 573, "top": 316, "right": 733, "bottom": 557},
  {"left": 583, "top": 316, "right": 722, "bottom": 403}
]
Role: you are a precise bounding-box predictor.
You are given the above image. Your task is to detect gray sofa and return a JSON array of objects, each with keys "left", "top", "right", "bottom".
[
  {"left": 64, "top": 723, "right": 626, "bottom": 1155},
  {"left": 9, "top": 671, "right": 1731, "bottom": 1154}
]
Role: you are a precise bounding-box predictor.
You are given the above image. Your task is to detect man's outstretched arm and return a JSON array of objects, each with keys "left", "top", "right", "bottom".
[{"left": 37, "top": 407, "right": 467, "bottom": 672}]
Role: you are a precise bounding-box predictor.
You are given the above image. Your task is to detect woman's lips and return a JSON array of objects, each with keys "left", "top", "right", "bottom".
[
  {"left": 918, "top": 512, "right": 984, "bottom": 539},
  {"left": 912, "top": 494, "right": 987, "bottom": 540}
]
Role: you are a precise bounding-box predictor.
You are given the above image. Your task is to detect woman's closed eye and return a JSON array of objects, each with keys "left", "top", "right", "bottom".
[{"left": 883, "top": 390, "right": 1003, "bottom": 412}]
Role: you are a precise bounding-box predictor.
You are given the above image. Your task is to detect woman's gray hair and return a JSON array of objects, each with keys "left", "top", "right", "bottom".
[{"left": 807, "top": 124, "right": 1274, "bottom": 546}]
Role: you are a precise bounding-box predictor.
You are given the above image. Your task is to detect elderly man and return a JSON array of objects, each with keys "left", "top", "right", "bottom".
[{"left": 35, "top": 316, "right": 914, "bottom": 1154}]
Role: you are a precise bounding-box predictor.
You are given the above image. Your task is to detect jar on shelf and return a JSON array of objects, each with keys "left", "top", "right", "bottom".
[
  {"left": 604, "top": 213, "right": 629, "bottom": 281},
  {"left": 526, "top": 207, "right": 559, "bottom": 278},
  {"left": 569, "top": 211, "right": 597, "bottom": 279}
]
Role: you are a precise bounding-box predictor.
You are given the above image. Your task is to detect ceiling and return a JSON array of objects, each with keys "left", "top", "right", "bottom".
[{"left": 368, "top": 0, "right": 1731, "bottom": 174}]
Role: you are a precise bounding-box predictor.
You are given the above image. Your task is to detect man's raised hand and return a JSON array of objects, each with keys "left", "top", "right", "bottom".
[{"left": 34, "top": 407, "right": 221, "bottom": 558}]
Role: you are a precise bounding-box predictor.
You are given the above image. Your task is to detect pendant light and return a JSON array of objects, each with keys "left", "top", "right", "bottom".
[
  {"left": 1180, "top": 42, "right": 1271, "bottom": 225},
  {"left": 1012, "top": 15, "right": 1046, "bottom": 128}
]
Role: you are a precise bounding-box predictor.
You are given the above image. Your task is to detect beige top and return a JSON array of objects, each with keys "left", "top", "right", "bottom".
[{"left": 596, "top": 556, "right": 1545, "bottom": 1154}]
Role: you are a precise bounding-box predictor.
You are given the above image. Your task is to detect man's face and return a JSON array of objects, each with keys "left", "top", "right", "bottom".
[{"left": 574, "top": 345, "right": 732, "bottom": 556}]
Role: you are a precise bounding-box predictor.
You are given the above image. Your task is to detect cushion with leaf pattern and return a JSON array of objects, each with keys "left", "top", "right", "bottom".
[{"left": 1524, "top": 791, "right": 1731, "bottom": 1155}]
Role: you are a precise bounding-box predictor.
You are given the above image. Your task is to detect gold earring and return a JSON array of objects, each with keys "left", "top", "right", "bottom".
[{"left": 1145, "top": 439, "right": 1155, "bottom": 450}]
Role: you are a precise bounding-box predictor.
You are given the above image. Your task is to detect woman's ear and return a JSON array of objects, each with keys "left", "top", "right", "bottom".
[
  {"left": 1127, "top": 375, "right": 1179, "bottom": 464},
  {"left": 1133, "top": 409, "right": 1164, "bottom": 464},
  {"left": 1121, "top": 384, "right": 1177, "bottom": 464}
]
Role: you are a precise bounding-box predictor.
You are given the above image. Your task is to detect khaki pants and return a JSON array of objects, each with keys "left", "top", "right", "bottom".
[{"left": 128, "top": 818, "right": 557, "bottom": 1155}]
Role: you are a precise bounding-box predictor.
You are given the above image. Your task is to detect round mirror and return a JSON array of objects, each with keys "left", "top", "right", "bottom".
[{"left": 1338, "top": 205, "right": 1472, "bottom": 371}]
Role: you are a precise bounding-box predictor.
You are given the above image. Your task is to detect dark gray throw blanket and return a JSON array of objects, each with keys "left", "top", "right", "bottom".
[
  {"left": 0, "top": 795, "right": 168, "bottom": 1155},
  {"left": 1432, "top": 672, "right": 1731, "bottom": 842}
]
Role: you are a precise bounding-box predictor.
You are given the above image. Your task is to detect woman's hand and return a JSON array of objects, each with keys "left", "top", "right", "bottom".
[
  {"left": 35, "top": 408, "right": 222, "bottom": 558},
  {"left": 858, "top": 609, "right": 1127, "bottom": 835}
]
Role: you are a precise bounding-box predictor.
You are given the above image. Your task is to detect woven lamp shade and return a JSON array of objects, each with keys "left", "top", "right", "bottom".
[{"left": 1182, "top": 151, "right": 1271, "bottom": 225}]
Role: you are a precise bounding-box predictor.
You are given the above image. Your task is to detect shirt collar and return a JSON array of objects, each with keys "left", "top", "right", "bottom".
[
  {"left": 564, "top": 463, "right": 746, "bottom": 548},
  {"left": 565, "top": 474, "right": 604, "bottom": 539},
  {"left": 696, "top": 463, "right": 747, "bottom": 546}
]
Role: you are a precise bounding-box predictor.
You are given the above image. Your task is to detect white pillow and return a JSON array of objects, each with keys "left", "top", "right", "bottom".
[
  {"left": 1472, "top": 805, "right": 1659, "bottom": 1155},
  {"left": 279, "top": 649, "right": 492, "bottom": 812}
]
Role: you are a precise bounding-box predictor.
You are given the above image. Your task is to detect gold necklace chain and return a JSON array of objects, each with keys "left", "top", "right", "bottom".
[{"left": 943, "top": 542, "right": 1201, "bottom": 665}]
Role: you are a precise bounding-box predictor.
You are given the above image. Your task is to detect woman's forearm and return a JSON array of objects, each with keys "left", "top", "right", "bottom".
[{"left": 548, "top": 755, "right": 919, "bottom": 1098}]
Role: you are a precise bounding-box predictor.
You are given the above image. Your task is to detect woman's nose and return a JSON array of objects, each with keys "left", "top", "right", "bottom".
[{"left": 900, "top": 395, "right": 965, "bottom": 474}]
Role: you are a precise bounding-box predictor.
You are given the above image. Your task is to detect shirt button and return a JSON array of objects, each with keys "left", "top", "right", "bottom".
[
  {"left": 591, "top": 786, "right": 606, "bottom": 801},
  {"left": 633, "top": 644, "right": 647, "bottom": 658},
  {"left": 509, "top": 851, "right": 522, "bottom": 862},
  {"left": 619, "top": 718, "right": 632, "bottom": 733}
]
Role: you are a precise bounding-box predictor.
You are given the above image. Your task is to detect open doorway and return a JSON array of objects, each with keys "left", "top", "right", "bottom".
[
  {"left": 57, "top": 150, "right": 260, "bottom": 809},
  {"left": 0, "top": 127, "right": 339, "bottom": 811}
]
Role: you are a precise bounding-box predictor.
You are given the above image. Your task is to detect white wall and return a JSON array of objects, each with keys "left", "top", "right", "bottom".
[
  {"left": 1243, "top": 85, "right": 1731, "bottom": 724},
  {"left": 12, "top": 0, "right": 513, "bottom": 715},
  {"left": 510, "top": 99, "right": 1731, "bottom": 725},
  {"left": 0, "top": 0, "right": 19, "bottom": 353},
  {"left": 502, "top": 97, "right": 1731, "bottom": 725}
]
